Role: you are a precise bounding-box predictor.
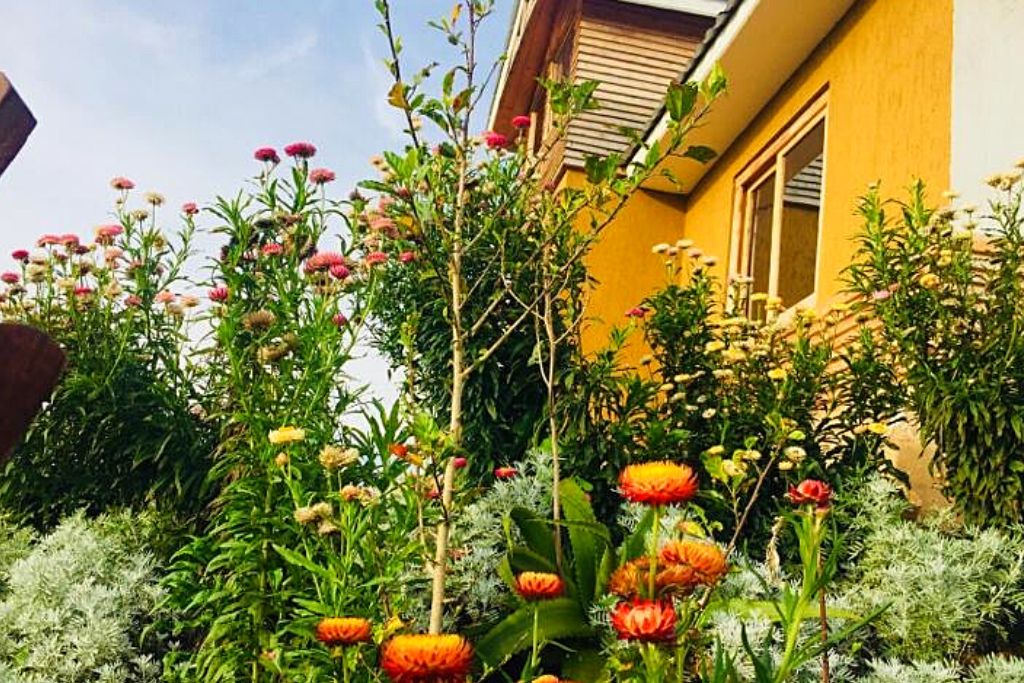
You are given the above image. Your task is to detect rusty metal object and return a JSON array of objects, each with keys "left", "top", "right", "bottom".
[
  {"left": 0, "top": 324, "right": 65, "bottom": 464},
  {"left": 0, "top": 72, "right": 36, "bottom": 178}
]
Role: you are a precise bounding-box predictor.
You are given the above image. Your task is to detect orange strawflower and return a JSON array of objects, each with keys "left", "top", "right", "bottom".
[
  {"left": 610, "top": 599, "right": 677, "bottom": 642},
  {"left": 380, "top": 633, "right": 474, "bottom": 683},
  {"left": 655, "top": 563, "right": 701, "bottom": 594},
  {"left": 609, "top": 558, "right": 648, "bottom": 598},
  {"left": 532, "top": 677, "right": 560, "bottom": 683},
  {"left": 315, "top": 617, "right": 372, "bottom": 646},
  {"left": 658, "top": 540, "right": 728, "bottom": 586},
  {"left": 619, "top": 462, "right": 698, "bottom": 506},
  {"left": 515, "top": 572, "right": 565, "bottom": 601}
]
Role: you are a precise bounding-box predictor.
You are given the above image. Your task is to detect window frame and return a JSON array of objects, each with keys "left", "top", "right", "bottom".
[{"left": 728, "top": 91, "right": 829, "bottom": 316}]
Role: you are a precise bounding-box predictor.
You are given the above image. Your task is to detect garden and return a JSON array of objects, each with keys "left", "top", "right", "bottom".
[{"left": 1, "top": 2, "right": 1024, "bottom": 682}]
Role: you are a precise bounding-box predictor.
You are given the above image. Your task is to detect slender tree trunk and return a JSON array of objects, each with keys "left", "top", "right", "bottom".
[{"left": 543, "top": 289, "right": 564, "bottom": 571}]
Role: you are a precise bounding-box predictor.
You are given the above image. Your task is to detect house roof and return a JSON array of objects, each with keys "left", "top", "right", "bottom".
[{"left": 629, "top": 0, "right": 858, "bottom": 194}]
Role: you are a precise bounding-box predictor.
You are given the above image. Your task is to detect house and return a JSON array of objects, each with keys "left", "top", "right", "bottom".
[
  {"left": 490, "top": 0, "right": 1024, "bottom": 506},
  {"left": 0, "top": 72, "right": 35, "bottom": 179},
  {"left": 490, "top": 0, "right": 1024, "bottom": 350}
]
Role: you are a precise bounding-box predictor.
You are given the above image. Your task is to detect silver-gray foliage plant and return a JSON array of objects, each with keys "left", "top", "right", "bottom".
[{"left": 0, "top": 513, "right": 163, "bottom": 683}]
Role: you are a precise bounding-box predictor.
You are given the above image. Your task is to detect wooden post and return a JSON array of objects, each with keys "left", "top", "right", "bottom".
[
  {"left": 0, "top": 324, "right": 65, "bottom": 464},
  {"left": 0, "top": 72, "right": 36, "bottom": 178}
]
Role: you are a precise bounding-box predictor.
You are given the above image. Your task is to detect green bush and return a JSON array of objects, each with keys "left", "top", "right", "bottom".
[
  {"left": 846, "top": 174, "right": 1024, "bottom": 525},
  {"left": 0, "top": 193, "right": 214, "bottom": 529},
  {"left": 0, "top": 512, "right": 164, "bottom": 683}
]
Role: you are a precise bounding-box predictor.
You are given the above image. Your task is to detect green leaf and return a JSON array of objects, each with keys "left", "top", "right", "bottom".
[
  {"left": 561, "top": 478, "right": 607, "bottom": 606},
  {"left": 272, "top": 544, "right": 331, "bottom": 581},
  {"left": 684, "top": 145, "right": 718, "bottom": 163},
  {"left": 666, "top": 82, "right": 698, "bottom": 122},
  {"left": 510, "top": 507, "right": 556, "bottom": 564},
  {"left": 476, "top": 598, "right": 594, "bottom": 668}
]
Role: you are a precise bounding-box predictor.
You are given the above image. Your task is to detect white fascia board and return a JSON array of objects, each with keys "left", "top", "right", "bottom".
[{"left": 616, "top": 0, "right": 729, "bottom": 17}]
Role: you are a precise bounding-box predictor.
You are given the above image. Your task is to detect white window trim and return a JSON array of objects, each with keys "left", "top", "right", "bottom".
[{"left": 728, "top": 91, "right": 829, "bottom": 318}]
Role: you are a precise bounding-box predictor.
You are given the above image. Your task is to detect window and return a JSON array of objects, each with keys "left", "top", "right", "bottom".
[{"left": 731, "top": 96, "right": 827, "bottom": 314}]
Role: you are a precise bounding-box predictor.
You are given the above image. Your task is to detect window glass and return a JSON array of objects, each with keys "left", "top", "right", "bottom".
[{"left": 778, "top": 120, "right": 824, "bottom": 307}]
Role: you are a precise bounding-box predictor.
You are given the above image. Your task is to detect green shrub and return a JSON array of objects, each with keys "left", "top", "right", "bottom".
[
  {"left": 859, "top": 659, "right": 961, "bottom": 683},
  {"left": 0, "top": 512, "right": 164, "bottom": 683},
  {"left": 0, "top": 192, "right": 214, "bottom": 528},
  {"left": 846, "top": 174, "right": 1024, "bottom": 525},
  {"left": 970, "top": 655, "right": 1024, "bottom": 682}
]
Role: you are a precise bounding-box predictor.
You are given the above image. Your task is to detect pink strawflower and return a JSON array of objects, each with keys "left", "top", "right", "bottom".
[
  {"left": 365, "top": 251, "right": 388, "bottom": 266},
  {"left": 154, "top": 290, "right": 175, "bottom": 304},
  {"left": 182, "top": 202, "right": 199, "bottom": 216},
  {"left": 369, "top": 215, "right": 395, "bottom": 232},
  {"left": 124, "top": 294, "right": 143, "bottom": 307},
  {"left": 36, "top": 234, "right": 60, "bottom": 247},
  {"left": 453, "top": 457, "right": 468, "bottom": 469},
  {"left": 254, "top": 147, "right": 280, "bottom": 163},
  {"left": 304, "top": 251, "right": 346, "bottom": 274},
  {"left": 332, "top": 312, "right": 348, "bottom": 327},
  {"left": 398, "top": 251, "right": 416, "bottom": 264},
  {"left": 329, "top": 263, "right": 351, "bottom": 280},
  {"left": 73, "top": 286, "right": 94, "bottom": 297},
  {"left": 11, "top": 249, "right": 29, "bottom": 261},
  {"left": 284, "top": 141, "right": 317, "bottom": 159},
  {"left": 511, "top": 115, "right": 531, "bottom": 129},
  {"left": 871, "top": 290, "right": 891, "bottom": 301},
  {"left": 208, "top": 285, "right": 229, "bottom": 303},
  {"left": 104, "top": 247, "right": 124, "bottom": 262},
  {"left": 484, "top": 131, "right": 509, "bottom": 150},
  {"left": 93, "top": 224, "right": 123, "bottom": 245},
  {"left": 111, "top": 176, "right": 135, "bottom": 191},
  {"left": 60, "top": 234, "right": 80, "bottom": 247},
  {"left": 309, "top": 168, "right": 336, "bottom": 185},
  {"left": 261, "top": 243, "right": 284, "bottom": 257},
  {"left": 625, "top": 306, "right": 648, "bottom": 318},
  {"left": 378, "top": 196, "right": 395, "bottom": 211},
  {"left": 1, "top": 272, "right": 19, "bottom": 284},
  {"left": 74, "top": 245, "right": 90, "bottom": 255}
]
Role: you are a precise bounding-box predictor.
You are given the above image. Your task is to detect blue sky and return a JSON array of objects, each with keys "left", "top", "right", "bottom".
[
  {"left": 0, "top": 0, "right": 512, "bottom": 400},
  {"left": 0, "top": 0, "right": 511, "bottom": 256}
]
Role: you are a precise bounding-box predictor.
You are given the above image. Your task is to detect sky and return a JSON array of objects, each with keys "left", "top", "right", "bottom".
[{"left": 0, "top": 0, "right": 512, "bottom": 401}]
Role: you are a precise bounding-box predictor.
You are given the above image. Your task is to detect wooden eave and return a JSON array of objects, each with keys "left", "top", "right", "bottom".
[{"left": 0, "top": 73, "right": 35, "bottom": 178}]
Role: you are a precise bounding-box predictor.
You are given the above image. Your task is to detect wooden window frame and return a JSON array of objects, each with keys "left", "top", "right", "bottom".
[{"left": 728, "top": 91, "right": 829, "bottom": 316}]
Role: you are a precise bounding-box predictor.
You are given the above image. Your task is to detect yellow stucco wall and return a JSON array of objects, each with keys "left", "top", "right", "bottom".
[
  {"left": 682, "top": 0, "right": 953, "bottom": 305},
  {"left": 565, "top": 168, "right": 687, "bottom": 358}
]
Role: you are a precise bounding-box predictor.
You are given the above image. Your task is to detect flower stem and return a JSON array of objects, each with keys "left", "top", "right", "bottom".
[{"left": 649, "top": 505, "right": 662, "bottom": 599}]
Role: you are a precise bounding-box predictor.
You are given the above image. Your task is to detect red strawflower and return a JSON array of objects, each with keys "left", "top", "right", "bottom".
[
  {"left": 787, "top": 479, "right": 832, "bottom": 509},
  {"left": 625, "top": 306, "right": 648, "bottom": 318},
  {"left": 610, "top": 599, "right": 677, "bottom": 642},
  {"left": 494, "top": 466, "right": 517, "bottom": 479},
  {"left": 452, "top": 456, "right": 467, "bottom": 469},
  {"left": 182, "top": 202, "right": 199, "bottom": 216},
  {"left": 380, "top": 634, "right": 473, "bottom": 683},
  {"left": 261, "top": 243, "right": 284, "bottom": 257},
  {"left": 332, "top": 312, "right": 349, "bottom": 327},
  {"left": 515, "top": 572, "right": 565, "bottom": 601},
  {"left": 11, "top": 249, "right": 29, "bottom": 261},
  {"left": 254, "top": 147, "right": 280, "bottom": 163},
  {"left": 483, "top": 131, "right": 509, "bottom": 149},
  {"left": 329, "top": 263, "right": 350, "bottom": 280},
  {"left": 111, "top": 176, "right": 135, "bottom": 190},
  {"left": 73, "top": 286, "right": 94, "bottom": 297},
  {"left": 389, "top": 443, "right": 409, "bottom": 458},
  {"left": 284, "top": 141, "right": 317, "bottom": 159},
  {"left": 36, "top": 234, "right": 60, "bottom": 247},
  {"left": 1, "top": 272, "right": 19, "bottom": 284},
  {"left": 365, "top": 251, "right": 389, "bottom": 266},
  {"left": 208, "top": 285, "right": 229, "bottom": 303},
  {"left": 60, "top": 234, "right": 80, "bottom": 247},
  {"left": 511, "top": 115, "right": 531, "bottom": 129},
  {"left": 619, "top": 462, "right": 698, "bottom": 506},
  {"left": 399, "top": 251, "right": 416, "bottom": 264},
  {"left": 315, "top": 617, "right": 372, "bottom": 646},
  {"left": 124, "top": 294, "right": 143, "bottom": 307},
  {"left": 310, "top": 167, "right": 336, "bottom": 184}
]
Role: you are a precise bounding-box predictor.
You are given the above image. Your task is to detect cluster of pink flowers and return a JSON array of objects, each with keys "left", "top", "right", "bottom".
[{"left": 304, "top": 251, "right": 349, "bottom": 276}]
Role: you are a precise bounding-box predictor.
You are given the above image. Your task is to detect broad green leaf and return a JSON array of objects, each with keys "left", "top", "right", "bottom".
[{"left": 476, "top": 598, "right": 593, "bottom": 668}]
